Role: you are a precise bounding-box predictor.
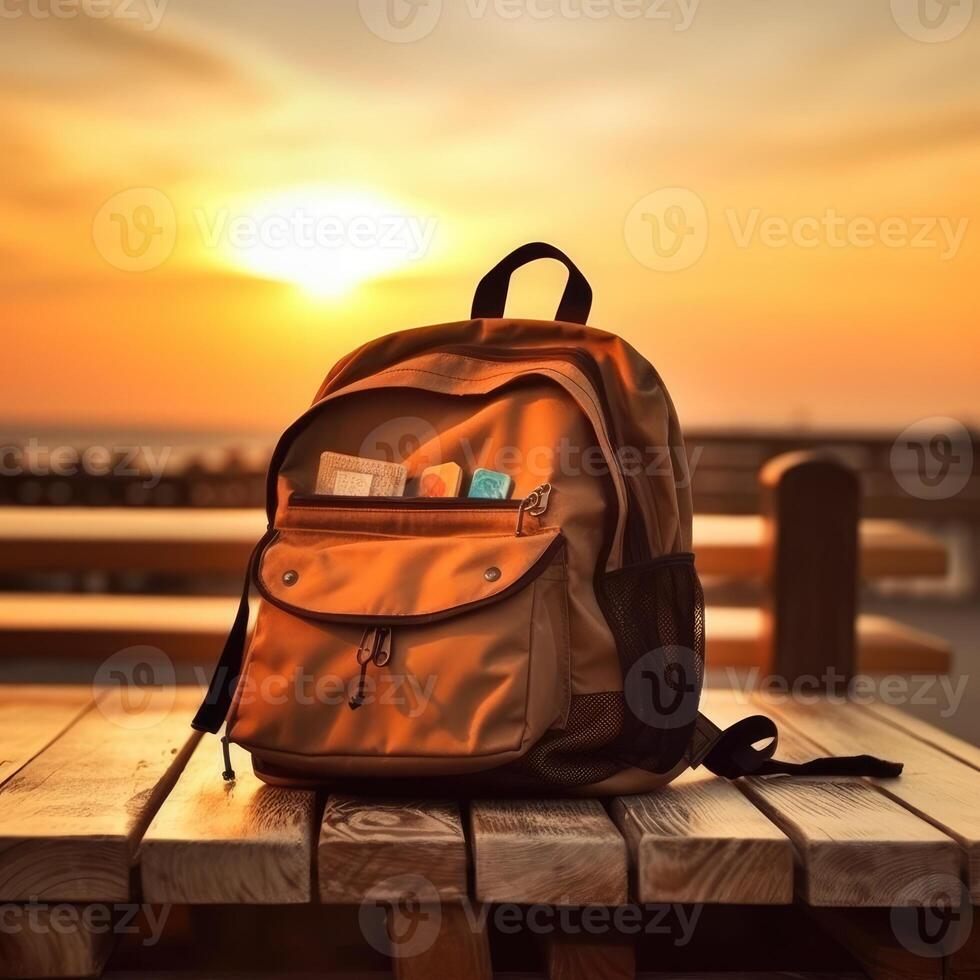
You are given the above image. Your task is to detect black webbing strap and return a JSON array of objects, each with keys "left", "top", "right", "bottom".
[
  {"left": 692, "top": 712, "right": 904, "bottom": 780},
  {"left": 471, "top": 242, "right": 592, "bottom": 325},
  {"left": 191, "top": 536, "right": 267, "bottom": 734}
]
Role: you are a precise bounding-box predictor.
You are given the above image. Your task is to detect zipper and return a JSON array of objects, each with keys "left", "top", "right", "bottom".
[
  {"left": 289, "top": 492, "right": 525, "bottom": 510},
  {"left": 291, "top": 485, "right": 553, "bottom": 536},
  {"left": 349, "top": 625, "right": 393, "bottom": 709}
]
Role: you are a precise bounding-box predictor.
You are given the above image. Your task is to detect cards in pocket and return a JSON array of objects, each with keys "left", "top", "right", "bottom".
[
  {"left": 419, "top": 462, "right": 463, "bottom": 497},
  {"left": 316, "top": 451, "right": 407, "bottom": 497},
  {"left": 467, "top": 467, "right": 513, "bottom": 499}
]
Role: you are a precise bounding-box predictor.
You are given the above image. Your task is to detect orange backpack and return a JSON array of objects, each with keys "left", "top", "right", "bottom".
[{"left": 194, "top": 244, "right": 901, "bottom": 793}]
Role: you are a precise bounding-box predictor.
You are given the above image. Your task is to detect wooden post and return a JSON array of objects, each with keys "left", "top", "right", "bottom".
[{"left": 759, "top": 452, "right": 859, "bottom": 690}]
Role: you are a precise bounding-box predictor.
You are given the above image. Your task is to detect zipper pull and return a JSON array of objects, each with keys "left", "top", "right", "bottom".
[
  {"left": 221, "top": 733, "right": 236, "bottom": 782},
  {"left": 515, "top": 483, "right": 553, "bottom": 536},
  {"left": 349, "top": 627, "right": 393, "bottom": 709}
]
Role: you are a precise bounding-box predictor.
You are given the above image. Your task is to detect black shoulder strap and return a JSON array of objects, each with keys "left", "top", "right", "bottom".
[
  {"left": 192, "top": 535, "right": 268, "bottom": 734},
  {"left": 692, "top": 712, "right": 903, "bottom": 779}
]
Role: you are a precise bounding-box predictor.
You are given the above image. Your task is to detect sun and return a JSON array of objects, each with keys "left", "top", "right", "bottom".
[{"left": 220, "top": 187, "right": 432, "bottom": 299}]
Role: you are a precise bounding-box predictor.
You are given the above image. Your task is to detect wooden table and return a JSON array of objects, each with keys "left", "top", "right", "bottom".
[{"left": 0, "top": 684, "right": 977, "bottom": 980}]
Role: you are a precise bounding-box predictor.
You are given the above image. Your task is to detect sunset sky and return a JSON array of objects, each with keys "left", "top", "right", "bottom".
[{"left": 2, "top": 0, "right": 978, "bottom": 437}]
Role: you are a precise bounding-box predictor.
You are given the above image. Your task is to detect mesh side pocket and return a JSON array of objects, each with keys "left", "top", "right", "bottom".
[
  {"left": 600, "top": 553, "right": 705, "bottom": 774},
  {"left": 510, "top": 692, "right": 625, "bottom": 787}
]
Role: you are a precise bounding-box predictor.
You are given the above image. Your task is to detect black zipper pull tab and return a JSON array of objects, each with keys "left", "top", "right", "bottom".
[
  {"left": 221, "top": 734, "right": 236, "bottom": 781},
  {"left": 349, "top": 627, "right": 377, "bottom": 710}
]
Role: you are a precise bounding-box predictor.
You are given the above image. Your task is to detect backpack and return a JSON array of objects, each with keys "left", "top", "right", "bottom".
[{"left": 193, "top": 243, "right": 902, "bottom": 793}]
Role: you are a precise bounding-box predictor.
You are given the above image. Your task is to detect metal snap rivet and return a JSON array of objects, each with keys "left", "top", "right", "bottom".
[
  {"left": 282, "top": 570, "right": 299, "bottom": 586},
  {"left": 484, "top": 566, "right": 502, "bottom": 582}
]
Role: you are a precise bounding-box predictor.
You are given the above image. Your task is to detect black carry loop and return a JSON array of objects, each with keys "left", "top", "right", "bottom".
[
  {"left": 691, "top": 713, "right": 904, "bottom": 780},
  {"left": 471, "top": 242, "right": 593, "bottom": 325}
]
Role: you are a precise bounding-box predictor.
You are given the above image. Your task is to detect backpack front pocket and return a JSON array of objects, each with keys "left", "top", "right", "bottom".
[{"left": 227, "top": 500, "right": 570, "bottom": 778}]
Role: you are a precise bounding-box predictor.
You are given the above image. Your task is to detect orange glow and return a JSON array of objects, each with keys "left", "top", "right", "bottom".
[{"left": 1, "top": 6, "right": 978, "bottom": 434}]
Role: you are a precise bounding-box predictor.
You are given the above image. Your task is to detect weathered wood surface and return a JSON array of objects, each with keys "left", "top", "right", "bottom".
[
  {"left": 318, "top": 797, "right": 468, "bottom": 904},
  {"left": 756, "top": 694, "right": 980, "bottom": 903},
  {"left": 704, "top": 691, "right": 961, "bottom": 906},
  {"left": 864, "top": 702, "right": 980, "bottom": 772},
  {"left": 705, "top": 607, "right": 950, "bottom": 674},
  {"left": 0, "top": 594, "right": 236, "bottom": 661},
  {"left": 0, "top": 507, "right": 944, "bottom": 578},
  {"left": 610, "top": 768, "right": 793, "bottom": 904},
  {"left": 470, "top": 799, "right": 628, "bottom": 906},
  {"left": 139, "top": 736, "right": 315, "bottom": 904},
  {"left": 0, "top": 686, "right": 92, "bottom": 789},
  {"left": 0, "top": 688, "right": 199, "bottom": 901}
]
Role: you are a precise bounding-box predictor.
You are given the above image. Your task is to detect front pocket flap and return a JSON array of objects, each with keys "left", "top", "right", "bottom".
[{"left": 257, "top": 526, "right": 564, "bottom": 623}]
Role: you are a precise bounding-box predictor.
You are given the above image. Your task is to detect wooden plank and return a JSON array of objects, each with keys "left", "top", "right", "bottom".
[
  {"left": 755, "top": 694, "right": 980, "bottom": 902},
  {"left": 0, "top": 508, "right": 944, "bottom": 579},
  {"left": 0, "top": 593, "right": 237, "bottom": 661},
  {"left": 318, "top": 797, "right": 467, "bottom": 904},
  {"left": 695, "top": 514, "right": 946, "bottom": 578},
  {"left": 610, "top": 768, "right": 793, "bottom": 904},
  {"left": 0, "top": 688, "right": 199, "bottom": 901},
  {"left": 705, "top": 607, "right": 951, "bottom": 674},
  {"left": 947, "top": 913, "right": 980, "bottom": 980},
  {"left": 543, "top": 932, "right": 635, "bottom": 980},
  {"left": 863, "top": 702, "right": 980, "bottom": 772},
  {"left": 0, "top": 686, "right": 92, "bottom": 789},
  {"left": 470, "top": 799, "right": 627, "bottom": 906},
  {"left": 390, "top": 904, "right": 491, "bottom": 980},
  {"left": 0, "top": 506, "right": 262, "bottom": 575},
  {"left": 138, "top": 736, "right": 315, "bottom": 904},
  {"left": 703, "top": 691, "right": 961, "bottom": 906},
  {"left": 808, "top": 907, "right": 942, "bottom": 980},
  {"left": 0, "top": 905, "right": 114, "bottom": 979}
]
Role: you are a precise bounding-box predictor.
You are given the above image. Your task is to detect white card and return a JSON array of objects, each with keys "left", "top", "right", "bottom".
[{"left": 332, "top": 470, "right": 374, "bottom": 496}]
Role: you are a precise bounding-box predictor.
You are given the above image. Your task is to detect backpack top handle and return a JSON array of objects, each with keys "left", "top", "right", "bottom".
[{"left": 471, "top": 242, "right": 592, "bottom": 325}]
